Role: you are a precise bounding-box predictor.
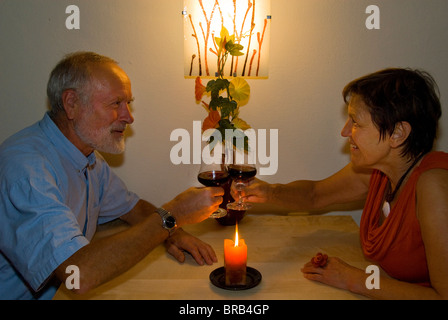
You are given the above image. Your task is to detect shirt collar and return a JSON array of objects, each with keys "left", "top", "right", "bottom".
[{"left": 39, "top": 112, "right": 97, "bottom": 172}]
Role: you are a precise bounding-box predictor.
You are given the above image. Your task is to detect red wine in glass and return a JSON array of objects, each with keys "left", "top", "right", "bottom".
[
  {"left": 228, "top": 165, "right": 257, "bottom": 180},
  {"left": 198, "top": 171, "right": 229, "bottom": 187},
  {"left": 197, "top": 162, "right": 229, "bottom": 218},
  {"left": 227, "top": 164, "right": 257, "bottom": 211}
]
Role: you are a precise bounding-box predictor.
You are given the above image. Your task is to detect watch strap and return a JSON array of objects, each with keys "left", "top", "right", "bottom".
[{"left": 155, "top": 207, "right": 177, "bottom": 236}]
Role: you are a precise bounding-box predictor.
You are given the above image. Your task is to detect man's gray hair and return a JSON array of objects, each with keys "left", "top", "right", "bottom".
[{"left": 47, "top": 51, "right": 117, "bottom": 118}]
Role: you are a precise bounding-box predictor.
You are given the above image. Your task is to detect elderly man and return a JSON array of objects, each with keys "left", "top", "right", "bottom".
[{"left": 0, "top": 52, "right": 223, "bottom": 299}]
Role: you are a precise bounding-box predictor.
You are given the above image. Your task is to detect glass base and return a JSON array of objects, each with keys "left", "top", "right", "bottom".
[
  {"left": 209, "top": 208, "right": 227, "bottom": 219},
  {"left": 227, "top": 202, "right": 252, "bottom": 211}
]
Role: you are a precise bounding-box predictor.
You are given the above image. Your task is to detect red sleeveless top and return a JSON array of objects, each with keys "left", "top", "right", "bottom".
[{"left": 360, "top": 151, "right": 448, "bottom": 286}]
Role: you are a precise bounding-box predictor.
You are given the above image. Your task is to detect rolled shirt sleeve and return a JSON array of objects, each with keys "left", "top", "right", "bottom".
[
  {"left": 0, "top": 176, "right": 90, "bottom": 296},
  {"left": 0, "top": 114, "right": 140, "bottom": 299}
]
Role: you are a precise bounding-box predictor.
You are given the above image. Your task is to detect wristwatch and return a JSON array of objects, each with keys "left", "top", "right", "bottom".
[{"left": 155, "top": 207, "right": 177, "bottom": 236}]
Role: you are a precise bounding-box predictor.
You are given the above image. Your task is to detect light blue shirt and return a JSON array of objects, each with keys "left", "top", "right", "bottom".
[{"left": 0, "top": 113, "right": 140, "bottom": 299}]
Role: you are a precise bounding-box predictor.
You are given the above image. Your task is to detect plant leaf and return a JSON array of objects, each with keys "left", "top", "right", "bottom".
[
  {"left": 229, "top": 77, "right": 250, "bottom": 102},
  {"left": 233, "top": 117, "right": 251, "bottom": 130}
]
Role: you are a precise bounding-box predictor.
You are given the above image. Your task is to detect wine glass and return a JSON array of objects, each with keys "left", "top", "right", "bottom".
[
  {"left": 197, "top": 161, "right": 229, "bottom": 218},
  {"left": 226, "top": 162, "right": 257, "bottom": 211}
]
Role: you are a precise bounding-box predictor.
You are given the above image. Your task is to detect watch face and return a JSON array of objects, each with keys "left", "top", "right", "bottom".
[{"left": 165, "top": 216, "right": 176, "bottom": 229}]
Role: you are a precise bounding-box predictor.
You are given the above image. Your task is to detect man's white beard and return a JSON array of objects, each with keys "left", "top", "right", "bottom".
[{"left": 74, "top": 118, "right": 126, "bottom": 155}]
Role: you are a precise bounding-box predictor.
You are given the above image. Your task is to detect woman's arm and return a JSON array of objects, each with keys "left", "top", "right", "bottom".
[
  {"left": 302, "top": 257, "right": 445, "bottom": 300},
  {"left": 416, "top": 168, "right": 448, "bottom": 299},
  {"left": 302, "top": 168, "right": 448, "bottom": 300},
  {"left": 242, "top": 162, "right": 371, "bottom": 211}
]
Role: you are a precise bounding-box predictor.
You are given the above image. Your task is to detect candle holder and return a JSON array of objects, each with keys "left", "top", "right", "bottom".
[
  {"left": 210, "top": 223, "right": 261, "bottom": 290},
  {"left": 209, "top": 266, "right": 262, "bottom": 291}
]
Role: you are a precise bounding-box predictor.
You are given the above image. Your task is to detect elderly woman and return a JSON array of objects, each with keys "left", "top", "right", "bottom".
[{"left": 241, "top": 68, "right": 448, "bottom": 299}]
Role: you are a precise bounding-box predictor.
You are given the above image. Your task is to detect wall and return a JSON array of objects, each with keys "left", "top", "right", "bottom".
[{"left": 1, "top": 0, "right": 448, "bottom": 224}]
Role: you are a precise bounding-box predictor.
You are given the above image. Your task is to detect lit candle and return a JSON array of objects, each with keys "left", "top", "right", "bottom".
[{"left": 224, "top": 223, "right": 247, "bottom": 286}]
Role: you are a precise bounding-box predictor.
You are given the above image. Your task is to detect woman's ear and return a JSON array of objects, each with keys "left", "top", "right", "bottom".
[
  {"left": 61, "top": 89, "right": 79, "bottom": 120},
  {"left": 390, "top": 121, "right": 411, "bottom": 148}
]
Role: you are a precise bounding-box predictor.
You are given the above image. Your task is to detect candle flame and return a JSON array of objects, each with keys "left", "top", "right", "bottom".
[{"left": 234, "top": 223, "right": 239, "bottom": 247}]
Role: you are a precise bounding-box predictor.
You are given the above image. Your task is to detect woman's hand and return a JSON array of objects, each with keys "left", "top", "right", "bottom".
[
  {"left": 301, "top": 256, "right": 365, "bottom": 292},
  {"left": 231, "top": 178, "right": 273, "bottom": 204}
]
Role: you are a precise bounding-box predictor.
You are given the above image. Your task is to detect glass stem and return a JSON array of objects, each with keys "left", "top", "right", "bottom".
[
  {"left": 236, "top": 180, "right": 244, "bottom": 206},
  {"left": 238, "top": 190, "right": 243, "bottom": 205}
]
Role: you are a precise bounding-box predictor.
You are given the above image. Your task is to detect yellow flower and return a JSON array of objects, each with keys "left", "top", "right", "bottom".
[
  {"left": 215, "top": 27, "right": 235, "bottom": 53},
  {"left": 232, "top": 117, "right": 251, "bottom": 130},
  {"left": 229, "top": 77, "right": 250, "bottom": 103}
]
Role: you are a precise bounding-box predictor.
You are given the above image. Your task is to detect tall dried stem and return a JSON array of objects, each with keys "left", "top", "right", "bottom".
[
  {"left": 198, "top": 0, "right": 219, "bottom": 76},
  {"left": 242, "top": 0, "right": 255, "bottom": 76},
  {"left": 234, "top": 0, "right": 253, "bottom": 75},
  {"left": 256, "top": 18, "right": 268, "bottom": 76},
  {"left": 189, "top": 14, "right": 202, "bottom": 76}
]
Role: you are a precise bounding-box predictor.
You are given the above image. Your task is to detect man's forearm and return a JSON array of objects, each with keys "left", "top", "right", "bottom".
[{"left": 55, "top": 212, "right": 167, "bottom": 294}]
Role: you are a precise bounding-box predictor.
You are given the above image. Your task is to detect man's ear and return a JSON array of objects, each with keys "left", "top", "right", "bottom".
[
  {"left": 61, "top": 89, "right": 79, "bottom": 120},
  {"left": 390, "top": 121, "right": 411, "bottom": 148}
]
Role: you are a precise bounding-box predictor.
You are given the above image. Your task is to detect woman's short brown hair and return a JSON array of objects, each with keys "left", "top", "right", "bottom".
[{"left": 343, "top": 68, "right": 442, "bottom": 159}]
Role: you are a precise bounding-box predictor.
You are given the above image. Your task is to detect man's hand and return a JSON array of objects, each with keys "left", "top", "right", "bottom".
[
  {"left": 163, "top": 187, "right": 224, "bottom": 226},
  {"left": 165, "top": 228, "right": 217, "bottom": 265}
]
